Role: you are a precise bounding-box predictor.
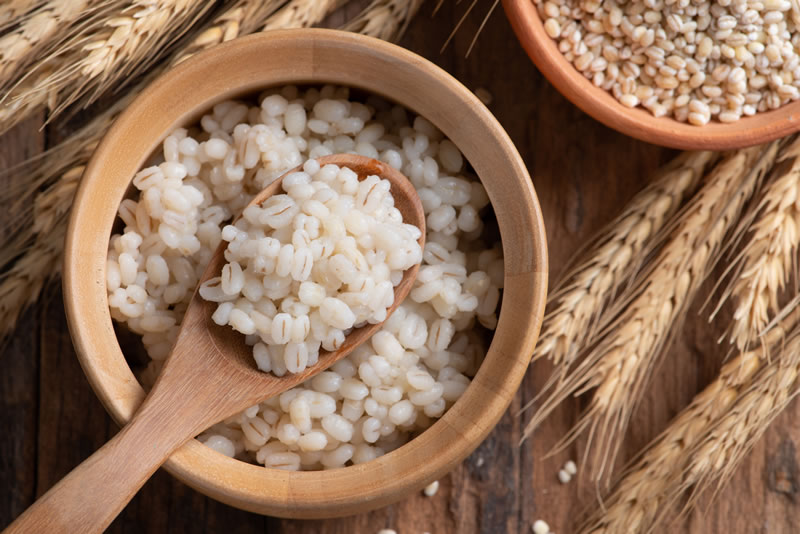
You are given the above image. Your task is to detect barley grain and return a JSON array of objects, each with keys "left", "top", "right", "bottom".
[{"left": 538, "top": 0, "right": 800, "bottom": 123}]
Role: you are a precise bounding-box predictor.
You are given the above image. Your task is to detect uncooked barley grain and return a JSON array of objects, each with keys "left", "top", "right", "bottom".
[{"left": 535, "top": 0, "right": 800, "bottom": 123}]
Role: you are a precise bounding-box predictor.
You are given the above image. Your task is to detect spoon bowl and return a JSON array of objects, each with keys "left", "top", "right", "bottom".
[
  {"left": 4, "top": 154, "right": 425, "bottom": 534},
  {"left": 195, "top": 153, "right": 426, "bottom": 378}
]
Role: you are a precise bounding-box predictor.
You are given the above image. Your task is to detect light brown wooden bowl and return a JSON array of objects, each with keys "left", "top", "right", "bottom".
[
  {"left": 63, "top": 29, "right": 548, "bottom": 518},
  {"left": 503, "top": 0, "right": 800, "bottom": 150}
]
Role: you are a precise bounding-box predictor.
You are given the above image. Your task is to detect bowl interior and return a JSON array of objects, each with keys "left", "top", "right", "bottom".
[
  {"left": 64, "top": 29, "right": 548, "bottom": 518},
  {"left": 502, "top": 0, "right": 800, "bottom": 150}
]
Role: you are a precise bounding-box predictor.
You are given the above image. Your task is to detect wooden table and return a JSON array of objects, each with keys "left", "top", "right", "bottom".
[{"left": 2, "top": 2, "right": 799, "bottom": 532}]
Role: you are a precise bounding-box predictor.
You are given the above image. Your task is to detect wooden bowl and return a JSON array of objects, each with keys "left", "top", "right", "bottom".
[
  {"left": 503, "top": 0, "right": 800, "bottom": 150},
  {"left": 63, "top": 29, "right": 548, "bottom": 518}
]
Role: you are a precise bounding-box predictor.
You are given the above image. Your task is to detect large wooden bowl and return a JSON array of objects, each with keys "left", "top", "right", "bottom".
[
  {"left": 63, "top": 29, "right": 548, "bottom": 518},
  {"left": 503, "top": 0, "right": 800, "bottom": 150}
]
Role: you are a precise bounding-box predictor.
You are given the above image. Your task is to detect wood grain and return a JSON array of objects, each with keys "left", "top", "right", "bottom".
[
  {"left": 1, "top": 1, "right": 799, "bottom": 532},
  {"left": 0, "top": 115, "right": 43, "bottom": 528}
]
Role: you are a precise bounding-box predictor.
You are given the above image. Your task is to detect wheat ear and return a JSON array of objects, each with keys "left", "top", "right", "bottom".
[
  {"left": 0, "top": 164, "right": 83, "bottom": 330},
  {"left": 0, "top": 1, "right": 44, "bottom": 28},
  {"left": 0, "top": 0, "right": 214, "bottom": 134},
  {"left": 0, "top": 0, "right": 330, "bottom": 274},
  {"left": 714, "top": 136, "right": 800, "bottom": 351},
  {"left": 342, "top": 0, "right": 428, "bottom": 40},
  {"left": 581, "top": 305, "right": 800, "bottom": 534},
  {"left": 534, "top": 151, "right": 714, "bottom": 373},
  {"left": 676, "top": 327, "right": 800, "bottom": 506},
  {"left": 261, "top": 0, "right": 348, "bottom": 31},
  {"left": 0, "top": 0, "right": 416, "bottom": 337},
  {"left": 0, "top": 0, "right": 98, "bottom": 88},
  {"left": 171, "top": 0, "right": 286, "bottom": 66},
  {"left": 524, "top": 144, "right": 779, "bottom": 480}
]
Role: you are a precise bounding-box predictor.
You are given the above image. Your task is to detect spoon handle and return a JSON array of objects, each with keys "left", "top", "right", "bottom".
[
  {"left": 2, "top": 378, "right": 202, "bottom": 533},
  {"left": 2, "top": 320, "right": 270, "bottom": 534}
]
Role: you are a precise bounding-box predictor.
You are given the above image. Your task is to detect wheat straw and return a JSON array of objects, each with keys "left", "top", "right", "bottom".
[
  {"left": 581, "top": 306, "right": 800, "bottom": 534},
  {"left": 716, "top": 136, "right": 800, "bottom": 351},
  {"left": 0, "top": 0, "right": 418, "bottom": 338},
  {"left": 524, "top": 144, "right": 778, "bottom": 480},
  {"left": 342, "top": 0, "right": 427, "bottom": 40},
  {"left": 534, "top": 151, "right": 714, "bottom": 373},
  {"left": 0, "top": 0, "right": 214, "bottom": 134}
]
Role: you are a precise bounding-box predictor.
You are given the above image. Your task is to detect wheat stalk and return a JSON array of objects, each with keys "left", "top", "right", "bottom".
[
  {"left": 533, "top": 151, "right": 714, "bottom": 374},
  {"left": 0, "top": 0, "right": 214, "bottom": 135},
  {"left": 523, "top": 144, "right": 779, "bottom": 480},
  {"left": 342, "top": 0, "right": 427, "bottom": 40},
  {"left": 581, "top": 305, "right": 800, "bottom": 534},
  {"left": 0, "top": 0, "right": 418, "bottom": 338},
  {"left": 714, "top": 136, "right": 800, "bottom": 351}
]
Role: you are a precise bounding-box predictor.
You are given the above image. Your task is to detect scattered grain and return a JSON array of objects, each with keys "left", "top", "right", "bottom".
[
  {"left": 423, "top": 480, "right": 440, "bottom": 496},
  {"left": 533, "top": 519, "right": 551, "bottom": 534}
]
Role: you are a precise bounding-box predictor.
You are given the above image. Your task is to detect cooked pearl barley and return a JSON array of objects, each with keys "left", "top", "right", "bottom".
[
  {"left": 564, "top": 459, "right": 577, "bottom": 475},
  {"left": 200, "top": 160, "right": 421, "bottom": 374},
  {"left": 202, "top": 435, "right": 236, "bottom": 458},
  {"left": 107, "top": 86, "right": 503, "bottom": 471},
  {"left": 539, "top": 0, "right": 800, "bottom": 123},
  {"left": 423, "top": 480, "right": 440, "bottom": 496}
]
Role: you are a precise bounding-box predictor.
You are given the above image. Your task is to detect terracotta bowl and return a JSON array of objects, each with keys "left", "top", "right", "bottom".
[
  {"left": 63, "top": 28, "right": 548, "bottom": 518},
  {"left": 503, "top": 0, "right": 800, "bottom": 150}
]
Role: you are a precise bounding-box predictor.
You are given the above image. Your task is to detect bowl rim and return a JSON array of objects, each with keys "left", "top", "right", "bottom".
[
  {"left": 64, "top": 28, "right": 548, "bottom": 518},
  {"left": 502, "top": 0, "right": 800, "bottom": 150}
]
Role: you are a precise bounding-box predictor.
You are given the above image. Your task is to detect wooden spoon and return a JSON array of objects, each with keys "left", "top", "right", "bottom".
[{"left": 4, "top": 154, "right": 425, "bottom": 534}]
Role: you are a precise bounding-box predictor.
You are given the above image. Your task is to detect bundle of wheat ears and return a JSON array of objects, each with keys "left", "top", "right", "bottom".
[{"left": 1, "top": 1, "right": 800, "bottom": 532}]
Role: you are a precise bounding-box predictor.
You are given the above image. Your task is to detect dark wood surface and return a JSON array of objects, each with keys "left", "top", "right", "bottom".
[{"left": 2, "top": 2, "right": 799, "bottom": 532}]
